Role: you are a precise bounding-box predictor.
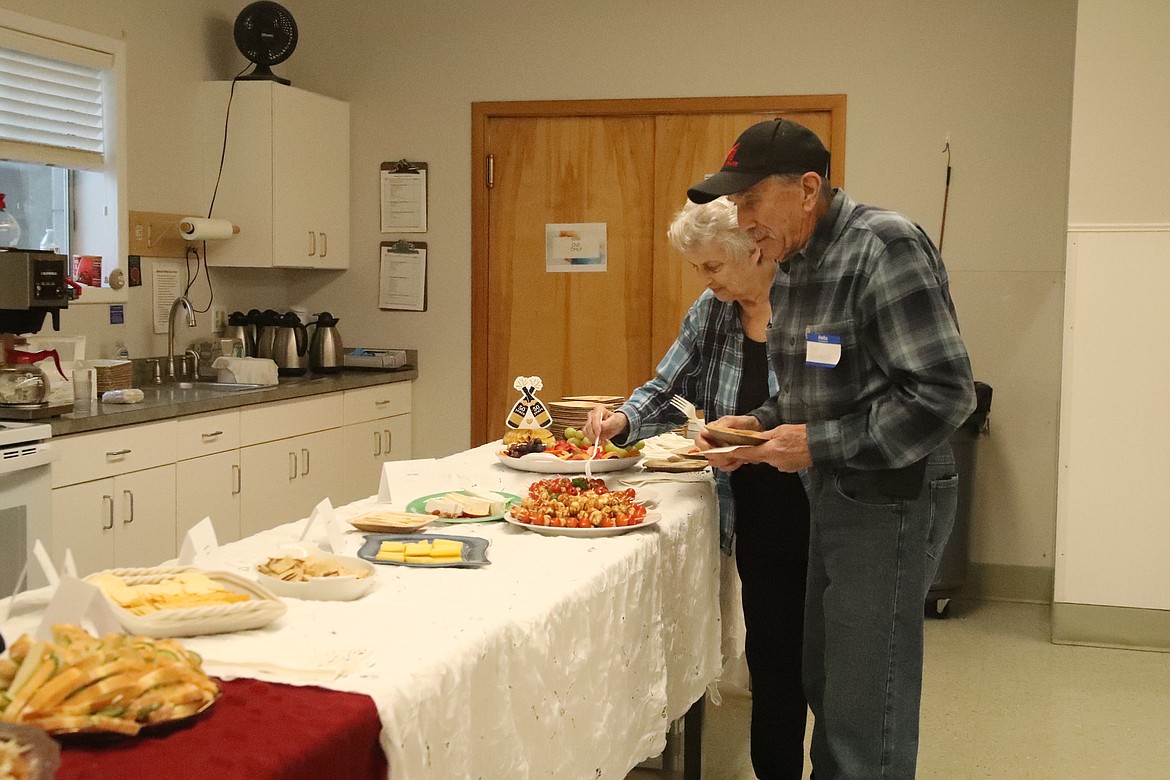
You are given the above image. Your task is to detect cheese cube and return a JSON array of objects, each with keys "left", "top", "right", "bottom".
[
  {"left": 405, "top": 555, "right": 433, "bottom": 564},
  {"left": 378, "top": 541, "right": 405, "bottom": 553},
  {"left": 431, "top": 540, "right": 464, "bottom": 555},
  {"left": 404, "top": 541, "right": 432, "bottom": 556},
  {"left": 376, "top": 551, "right": 406, "bottom": 562}
]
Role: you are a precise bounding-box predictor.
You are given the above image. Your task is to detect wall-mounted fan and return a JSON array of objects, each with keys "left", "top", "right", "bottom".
[{"left": 234, "top": 1, "right": 298, "bottom": 86}]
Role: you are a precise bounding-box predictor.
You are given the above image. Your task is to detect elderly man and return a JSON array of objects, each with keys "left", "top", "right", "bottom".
[{"left": 690, "top": 119, "right": 975, "bottom": 779}]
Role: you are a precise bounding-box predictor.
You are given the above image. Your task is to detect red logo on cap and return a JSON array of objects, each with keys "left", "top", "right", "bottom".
[{"left": 723, "top": 143, "right": 740, "bottom": 168}]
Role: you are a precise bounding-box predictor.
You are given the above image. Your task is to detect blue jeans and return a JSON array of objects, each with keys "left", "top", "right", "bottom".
[{"left": 803, "top": 444, "right": 958, "bottom": 779}]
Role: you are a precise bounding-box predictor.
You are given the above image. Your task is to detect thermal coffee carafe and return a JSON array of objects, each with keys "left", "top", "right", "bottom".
[
  {"left": 224, "top": 311, "right": 256, "bottom": 357},
  {"left": 308, "top": 312, "right": 343, "bottom": 374},
  {"left": 254, "top": 309, "right": 281, "bottom": 359},
  {"left": 271, "top": 311, "right": 309, "bottom": 376}
]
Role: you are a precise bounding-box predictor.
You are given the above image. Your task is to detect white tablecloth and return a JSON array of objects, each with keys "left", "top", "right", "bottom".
[{"left": 118, "top": 443, "right": 725, "bottom": 779}]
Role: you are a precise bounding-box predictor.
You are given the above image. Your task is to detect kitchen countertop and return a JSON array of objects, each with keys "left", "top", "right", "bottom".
[{"left": 48, "top": 352, "right": 417, "bottom": 437}]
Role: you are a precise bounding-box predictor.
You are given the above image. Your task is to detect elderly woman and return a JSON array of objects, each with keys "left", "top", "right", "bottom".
[{"left": 585, "top": 198, "right": 810, "bottom": 779}]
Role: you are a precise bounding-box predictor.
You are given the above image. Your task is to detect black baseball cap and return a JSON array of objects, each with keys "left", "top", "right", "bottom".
[{"left": 687, "top": 119, "right": 830, "bottom": 204}]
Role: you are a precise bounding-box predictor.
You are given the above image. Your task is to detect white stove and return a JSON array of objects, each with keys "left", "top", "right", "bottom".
[
  {"left": 0, "top": 419, "right": 54, "bottom": 594},
  {"left": 0, "top": 420, "right": 52, "bottom": 448}
]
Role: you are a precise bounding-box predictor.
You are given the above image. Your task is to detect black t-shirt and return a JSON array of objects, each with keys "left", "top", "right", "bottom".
[{"left": 729, "top": 338, "right": 809, "bottom": 537}]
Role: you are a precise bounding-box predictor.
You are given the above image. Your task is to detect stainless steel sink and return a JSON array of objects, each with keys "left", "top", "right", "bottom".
[{"left": 176, "top": 381, "right": 268, "bottom": 392}]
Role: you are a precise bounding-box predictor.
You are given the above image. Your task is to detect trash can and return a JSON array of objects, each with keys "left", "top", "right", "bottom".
[{"left": 927, "top": 381, "right": 992, "bottom": 618}]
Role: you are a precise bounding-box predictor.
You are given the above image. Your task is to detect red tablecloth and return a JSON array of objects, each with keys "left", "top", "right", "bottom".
[{"left": 56, "top": 678, "right": 386, "bottom": 780}]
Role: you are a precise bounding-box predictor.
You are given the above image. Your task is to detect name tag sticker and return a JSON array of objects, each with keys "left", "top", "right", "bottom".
[{"left": 806, "top": 333, "right": 842, "bottom": 368}]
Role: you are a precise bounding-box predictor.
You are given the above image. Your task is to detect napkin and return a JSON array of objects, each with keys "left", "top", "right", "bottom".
[{"left": 211, "top": 356, "right": 279, "bottom": 385}]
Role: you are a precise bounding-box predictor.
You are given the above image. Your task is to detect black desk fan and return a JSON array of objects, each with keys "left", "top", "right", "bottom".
[{"left": 234, "top": 1, "right": 298, "bottom": 85}]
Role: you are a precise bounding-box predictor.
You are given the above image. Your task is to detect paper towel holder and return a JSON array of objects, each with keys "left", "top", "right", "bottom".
[{"left": 179, "top": 217, "right": 240, "bottom": 241}]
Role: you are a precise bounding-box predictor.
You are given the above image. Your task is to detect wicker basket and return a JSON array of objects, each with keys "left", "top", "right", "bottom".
[{"left": 94, "top": 360, "right": 133, "bottom": 393}]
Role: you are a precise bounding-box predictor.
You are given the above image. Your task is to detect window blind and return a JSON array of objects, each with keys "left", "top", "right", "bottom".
[{"left": 0, "top": 39, "right": 108, "bottom": 170}]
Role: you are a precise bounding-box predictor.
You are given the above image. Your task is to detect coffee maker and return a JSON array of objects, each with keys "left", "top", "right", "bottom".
[{"left": 0, "top": 249, "right": 74, "bottom": 419}]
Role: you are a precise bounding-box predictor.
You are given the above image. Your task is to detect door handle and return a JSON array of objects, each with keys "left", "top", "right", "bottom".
[
  {"left": 232, "top": 464, "right": 241, "bottom": 495},
  {"left": 384, "top": 429, "right": 392, "bottom": 454},
  {"left": 320, "top": 232, "right": 327, "bottom": 258},
  {"left": 106, "top": 448, "right": 132, "bottom": 459},
  {"left": 301, "top": 448, "right": 310, "bottom": 476},
  {"left": 102, "top": 495, "right": 114, "bottom": 530},
  {"left": 289, "top": 452, "right": 298, "bottom": 481},
  {"left": 123, "top": 489, "right": 134, "bottom": 525},
  {"left": 308, "top": 231, "right": 316, "bottom": 256},
  {"left": 202, "top": 430, "right": 223, "bottom": 439},
  {"left": 373, "top": 431, "right": 381, "bottom": 457}
]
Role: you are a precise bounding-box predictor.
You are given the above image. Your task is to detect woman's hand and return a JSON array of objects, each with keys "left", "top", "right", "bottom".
[
  {"left": 694, "top": 414, "right": 761, "bottom": 451},
  {"left": 584, "top": 407, "right": 628, "bottom": 444}
]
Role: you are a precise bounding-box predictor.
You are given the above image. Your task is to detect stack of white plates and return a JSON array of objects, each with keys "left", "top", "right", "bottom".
[{"left": 547, "top": 396, "right": 624, "bottom": 439}]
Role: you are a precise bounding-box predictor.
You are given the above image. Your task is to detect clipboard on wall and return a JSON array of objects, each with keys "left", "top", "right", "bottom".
[
  {"left": 380, "top": 160, "right": 428, "bottom": 233},
  {"left": 379, "top": 240, "right": 428, "bottom": 311}
]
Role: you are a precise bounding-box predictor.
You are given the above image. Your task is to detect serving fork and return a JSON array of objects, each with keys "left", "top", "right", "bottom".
[{"left": 669, "top": 395, "right": 700, "bottom": 423}]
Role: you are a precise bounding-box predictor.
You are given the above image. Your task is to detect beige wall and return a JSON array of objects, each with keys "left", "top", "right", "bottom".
[
  {"left": 1056, "top": 0, "right": 1170, "bottom": 611},
  {"left": 3, "top": 0, "right": 1078, "bottom": 580}
]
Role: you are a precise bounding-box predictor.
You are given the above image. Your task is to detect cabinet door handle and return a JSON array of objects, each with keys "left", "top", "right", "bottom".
[
  {"left": 373, "top": 431, "right": 381, "bottom": 457},
  {"left": 106, "top": 448, "right": 132, "bottom": 458},
  {"left": 374, "top": 399, "right": 391, "bottom": 407},
  {"left": 308, "top": 231, "right": 316, "bottom": 256},
  {"left": 289, "top": 452, "right": 298, "bottom": 481},
  {"left": 232, "top": 464, "right": 241, "bottom": 495},
  {"left": 384, "top": 429, "right": 392, "bottom": 453},
  {"left": 301, "top": 448, "right": 310, "bottom": 476},
  {"left": 102, "top": 495, "right": 114, "bottom": 530},
  {"left": 123, "top": 489, "right": 135, "bottom": 525},
  {"left": 320, "top": 232, "right": 327, "bottom": 258},
  {"left": 202, "top": 430, "right": 223, "bottom": 439}
]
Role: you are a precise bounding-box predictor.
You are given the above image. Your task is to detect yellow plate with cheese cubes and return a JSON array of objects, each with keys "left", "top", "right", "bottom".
[{"left": 357, "top": 533, "right": 491, "bottom": 568}]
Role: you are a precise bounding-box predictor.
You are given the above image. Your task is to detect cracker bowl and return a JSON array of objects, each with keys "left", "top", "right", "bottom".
[{"left": 257, "top": 552, "right": 376, "bottom": 602}]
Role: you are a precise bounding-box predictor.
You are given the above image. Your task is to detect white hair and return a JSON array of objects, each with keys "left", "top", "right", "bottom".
[{"left": 667, "top": 197, "right": 755, "bottom": 262}]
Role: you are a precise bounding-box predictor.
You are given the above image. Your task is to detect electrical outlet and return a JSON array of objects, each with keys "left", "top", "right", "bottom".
[{"left": 212, "top": 306, "right": 227, "bottom": 334}]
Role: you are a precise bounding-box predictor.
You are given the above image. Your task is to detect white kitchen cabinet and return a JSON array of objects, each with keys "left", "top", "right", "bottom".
[
  {"left": 174, "top": 410, "right": 242, "bottom": 546},
  {"left": 51, "top": 465, "right": 177, "bottom": 577},
  {"left": 341, "top": 414, "right": 412, "bottom": 503},
  {"left": 176, "top": 451, "right": 241, "bottom": 547},
  {"left": 239, "top": 427, "right": 345, "bottom": 537},
  {"left": 339, "top": 382, "right": 413, "bottom": 503},
  {"left": 198, "top": 80, "right": 350, "bottom": 269}
]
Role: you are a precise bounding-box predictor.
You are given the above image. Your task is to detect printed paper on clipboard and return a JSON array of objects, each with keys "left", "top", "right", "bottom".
[
  {"left": 379, "top": 241, "right": 427, "bottom": 311},
  {"left": 380, "top": 160, "right": 427, "bottom": 233}
]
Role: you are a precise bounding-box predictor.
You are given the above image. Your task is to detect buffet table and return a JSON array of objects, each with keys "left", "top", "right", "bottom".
[
  {"left": 56, "top": 678, "right": 386, "bottom": 780},
  {"left": 6, "top": 441, "right": 724, "bottom": 779}
]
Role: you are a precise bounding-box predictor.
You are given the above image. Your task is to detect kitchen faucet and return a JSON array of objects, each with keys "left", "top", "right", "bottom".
[{"left": 167, "top": 296, "right": 197, "bottom": 380}]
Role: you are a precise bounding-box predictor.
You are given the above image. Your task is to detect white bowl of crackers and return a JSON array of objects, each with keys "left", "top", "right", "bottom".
[{"left": 257, "top": 551, "right": 376, "bottom": 602}]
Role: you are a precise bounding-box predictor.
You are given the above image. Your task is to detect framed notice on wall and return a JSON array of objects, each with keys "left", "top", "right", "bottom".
[
  {"left": 379, "top": 240, "right": 428, "bottom": 311},
  {"left": 380, "top": 160, "right": 428, "bottom": 233}
]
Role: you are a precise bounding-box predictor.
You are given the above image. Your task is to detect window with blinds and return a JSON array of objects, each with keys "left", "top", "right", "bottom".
[
  {"left": 0, "top": 11, "right": 126, "bottom": 300},
  {"left": 0, "top": 44, "right": 106, "bottom": 170}
]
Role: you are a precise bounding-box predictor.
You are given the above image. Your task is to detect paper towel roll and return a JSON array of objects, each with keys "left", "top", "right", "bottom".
[{"left": 180, "top": 217, "right": 237, "bottom": 241}]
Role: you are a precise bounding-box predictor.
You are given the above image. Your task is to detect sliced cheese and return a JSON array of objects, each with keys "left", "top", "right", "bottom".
[
  {"left": 424, "top": 496, "right": 463, "bottom": 517},
  {"left": 376, "top": 551, "right": 406, "bottom": 562},
  {"left": 431, "top": 539, "right": 464, "bottom": 555},
  {"left": 404, "top": 541, "right": 432, "bottom": 556},
  {"left": 445, "top": 492, "right": 492, "bottom": 517},
  {"left": 405, "top": 555, "right": 433, "bottom": 564},
  {"left": 378, "top": 541, "right": 406, "bottom": 553},
  {"left": 463, "top": 489, "right": 509, "bottom": 515}
]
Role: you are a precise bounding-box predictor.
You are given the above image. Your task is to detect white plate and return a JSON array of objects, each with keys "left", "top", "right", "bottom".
[
  {"left": 257, "top": 554, "right": 376, "bottom": 602},
  {"left": 86, "top": 566, "right": 287, "bottom": 638},
  {"left": 495, "top": 451, "right": 642, "bottom": 473},
  {"left": 503, "top": 511, "right": 660, "bottom": 538}
]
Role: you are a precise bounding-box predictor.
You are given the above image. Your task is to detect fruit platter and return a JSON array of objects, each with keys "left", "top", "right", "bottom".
[
  {"left": 497, "top": 428, "right": 644, "bottom": 473},
  {"left": 504, "top": 477, "right": 659, "bottom": 537}
]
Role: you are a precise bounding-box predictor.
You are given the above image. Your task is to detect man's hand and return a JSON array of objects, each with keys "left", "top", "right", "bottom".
[
  {"left": 584, "top": 407, "right": 628, "bottom": 444},
  {"left": 705, "top": 424, "right": 812, "bottom": 473}
]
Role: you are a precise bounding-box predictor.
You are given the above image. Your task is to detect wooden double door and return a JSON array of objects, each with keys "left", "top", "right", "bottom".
[{"left": 471, "top": 96, "right": 846, "bottom": 444}]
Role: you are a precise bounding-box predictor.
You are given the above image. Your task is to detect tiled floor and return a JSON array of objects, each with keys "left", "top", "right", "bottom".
[{"left": 628, "top": 599, "right": 1170, "bottom": 779}]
